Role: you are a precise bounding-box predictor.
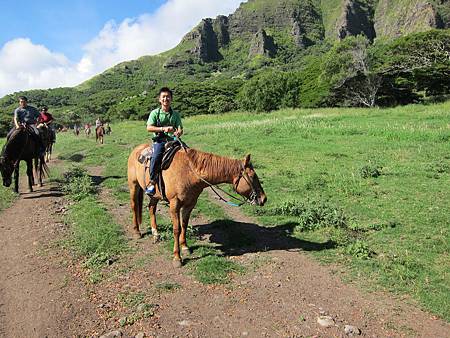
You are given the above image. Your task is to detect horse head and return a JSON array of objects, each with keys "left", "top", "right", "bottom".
[
  {"left": 234, "top": 154, "right": 267, "bottom": 206},
  {"left": 0, "top": 155, "right": 14, "bottom": 187}
]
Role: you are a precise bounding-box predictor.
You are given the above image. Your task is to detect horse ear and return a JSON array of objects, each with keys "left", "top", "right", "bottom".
[{"left": 243, "top": 154, "right": 251, "bottom": 167}]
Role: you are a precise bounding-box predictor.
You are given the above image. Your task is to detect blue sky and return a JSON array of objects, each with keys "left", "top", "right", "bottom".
[
  {"left": 0, "top": 0, "right": 167, "bottom": 60},
  {"left": 0, "top": 0, "right": 244, "bottom": 97}
]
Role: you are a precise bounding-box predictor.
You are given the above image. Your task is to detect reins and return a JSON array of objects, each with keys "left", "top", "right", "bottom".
[{"left": 176, "top": 137, "right": 254, "bottom": 207}]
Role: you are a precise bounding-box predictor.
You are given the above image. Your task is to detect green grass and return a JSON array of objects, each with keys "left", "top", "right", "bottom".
[
  {"left": 189, "top": 255, "right": 244, "bottom": 284},
  {"left": 0, "top": 186, "right": 17, "bottom": 211},
  {"left": 66, "top": 196, "right": 127, "bottom": 267},
  {"left": 26, "top": 100, "right": 450, "bottom": 319},
  {"left": 60, "top": 166, "right": 128, "bottom": 281}
]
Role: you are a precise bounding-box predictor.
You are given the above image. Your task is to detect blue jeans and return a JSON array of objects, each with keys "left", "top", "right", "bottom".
[{"left": 150, "top": 141, "right": 166, "bottom": 182}]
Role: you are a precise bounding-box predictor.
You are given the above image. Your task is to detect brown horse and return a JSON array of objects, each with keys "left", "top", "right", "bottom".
[
  {"left": 128, "top": 143, "right": 267, "bottom": 267},
  {"left": 96, "top": 126, "right": 104, "bottom": 144}
]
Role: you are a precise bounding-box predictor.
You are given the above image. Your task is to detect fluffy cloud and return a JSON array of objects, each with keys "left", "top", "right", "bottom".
[
  {"left": 0, "top": 38, "right": 87, "bottom": 97},
  {"left": 0, "top": 0, "right": 244, "bottom": 97}
]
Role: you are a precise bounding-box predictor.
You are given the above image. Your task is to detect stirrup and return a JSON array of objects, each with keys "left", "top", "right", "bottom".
[{"left": 145, "top": 185, "right": 156, "bottom": 196}]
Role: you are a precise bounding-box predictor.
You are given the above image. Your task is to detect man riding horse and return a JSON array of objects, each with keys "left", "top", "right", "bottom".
[
  {"left": 145, "top": 87, "right": 183, "bottom": 195},
  {"left": 7, "top": 96, "right": 45, "bottom": 156},
  {"left": 37, "top": 106, "right": 55, "bottom": 140},
  {"left": 37, "top": 106, "right": 56, "bottom": 161}
]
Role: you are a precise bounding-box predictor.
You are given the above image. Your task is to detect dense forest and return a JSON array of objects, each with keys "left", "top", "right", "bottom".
[{"left": 0, "top": 0, "right": 449, "bottom": 135}]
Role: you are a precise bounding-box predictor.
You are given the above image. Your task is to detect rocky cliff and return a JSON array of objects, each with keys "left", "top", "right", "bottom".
[{"left": 167, "top": 0, "right": 449, "bottom": 66}]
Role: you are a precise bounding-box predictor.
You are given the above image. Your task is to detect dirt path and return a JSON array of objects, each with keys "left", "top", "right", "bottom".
[
  {"left": 0, "top": 179, "right": 99, "bottom": 337},
  {"left": 0, "top": 165, "right": 449, "bottom": 337}
]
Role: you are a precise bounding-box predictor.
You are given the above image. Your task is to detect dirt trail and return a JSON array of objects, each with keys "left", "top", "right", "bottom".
[
  {"left": 0, "top": 165, "right": 449, "bottom": 337},
  {"left": 0, "top": 180, "right": 99, "bottom": 337}
]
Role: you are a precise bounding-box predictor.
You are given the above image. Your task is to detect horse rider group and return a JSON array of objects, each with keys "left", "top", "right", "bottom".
[{"left": 7, "top": 96, "right": 55, "bottom": 156}]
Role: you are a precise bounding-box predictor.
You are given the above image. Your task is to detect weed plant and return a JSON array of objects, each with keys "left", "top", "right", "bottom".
[{"left": 62, "top": 166, "right": 97, "bottom": 200}]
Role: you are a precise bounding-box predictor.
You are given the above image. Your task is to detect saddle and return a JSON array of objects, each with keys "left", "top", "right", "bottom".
[{"left": 138, "top": 140, "right": 189, "bottom": 201}]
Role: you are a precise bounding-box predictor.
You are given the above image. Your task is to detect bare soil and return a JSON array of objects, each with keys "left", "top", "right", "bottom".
[{"left": 0, "top": 166, "right": 449, "bottom": 338}]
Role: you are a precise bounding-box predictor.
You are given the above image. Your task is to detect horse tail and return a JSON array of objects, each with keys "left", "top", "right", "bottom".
[
  {"left": 40, "top": 159, "right": 50, "bottom": 178},
  {"left": 34, "top": 157, "right": 49, "bottom": 180}
]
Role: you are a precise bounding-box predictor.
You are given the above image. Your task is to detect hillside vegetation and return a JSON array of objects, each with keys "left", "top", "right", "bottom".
[{"left": 0, "top": 0, "right": 449, "bottom": 135}]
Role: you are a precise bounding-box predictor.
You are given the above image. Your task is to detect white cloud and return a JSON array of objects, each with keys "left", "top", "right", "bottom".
[
  {"left": 0, "top": 0, "right": 245, "bottom": 97},
  {"left": 0, "top": 38, "right": 87, "bottom": 97}
]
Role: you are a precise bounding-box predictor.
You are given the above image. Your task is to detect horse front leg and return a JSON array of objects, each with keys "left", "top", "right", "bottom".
[
  {"left": 39, "top": 157, "right": 44, "bottom": 187},
  {"left": 180, "top": 204, "right": 195, "bottom": 258},
  {"left": 14, "top": 164, "right": 20, "bottom": 193},
  {"left": 169, "top": 199, "right": 182, "bottom": 267},
  {"left": 26, "top": 160, "right": 34, "bottom": 191},
  {"left": 149, "top": 198, "right": 160, "bottom": 243},
  {"left": 32, "top": 158, "right": 38, "bottom": 185}
]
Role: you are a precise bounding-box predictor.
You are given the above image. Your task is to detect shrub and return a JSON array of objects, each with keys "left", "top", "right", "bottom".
[
  {"left": 359, "top": 162, "right": 383, "bottom": 178},
  {"left": 62, "top": 167, "right": 97, "bottom": 200},
  {"left": 265, "top": 199, "right": 348, "bottom": 231},
  {"left": 345, "top": 240, "right": 373, "bottom": 259}
]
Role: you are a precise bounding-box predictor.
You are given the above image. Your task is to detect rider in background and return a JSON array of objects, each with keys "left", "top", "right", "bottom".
[
  {"left": 37, "top": 106, "right": 55, "bottom": 144},
  {"left": 145, "top": 87, "right": 183, "bottom": 195},
  {"left": 95, "top": 117, "right": 103, "bottom": 130}
]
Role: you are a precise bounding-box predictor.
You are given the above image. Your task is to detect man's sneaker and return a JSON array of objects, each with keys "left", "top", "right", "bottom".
[{"left": 145, "top": 184, "right": 156, "bottom": 196}]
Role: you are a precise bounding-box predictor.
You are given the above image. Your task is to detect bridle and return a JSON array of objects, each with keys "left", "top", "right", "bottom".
[{"left": 232, "top": 164, "right": 259, "bottom": 205}]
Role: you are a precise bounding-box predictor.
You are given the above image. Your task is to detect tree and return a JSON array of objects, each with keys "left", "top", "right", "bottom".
[{"left": 324, "top": 35, "right": 382, "bottom": 107}]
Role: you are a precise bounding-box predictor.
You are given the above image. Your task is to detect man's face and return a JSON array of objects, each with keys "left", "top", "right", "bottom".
[
  {"left": 19, "top": 98, "right": 27, "bottom": 108},
  {"left": 159, "top": 92, "right": 172, "bottom": 108}
]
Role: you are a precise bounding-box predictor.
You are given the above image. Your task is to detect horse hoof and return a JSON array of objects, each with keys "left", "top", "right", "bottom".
[
  {"left": 39, "top": 183, "right": 43, "bottom": 187},
  {"left": 152, "top": 235, "right": 160, "bottom": 244},
  {"left": 132, "top": 231, "right": 142, "bottom": 239},
  {"left": 172, "top": 259, "right": 182, "bottom": 268},
  {"left": 181, "top": 247, "right": 191, "bottom": 257}
]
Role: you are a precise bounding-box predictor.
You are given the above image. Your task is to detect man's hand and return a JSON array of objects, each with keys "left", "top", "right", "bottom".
[{"left": 163, "top": 126, "right": 174, "bottom": 133}]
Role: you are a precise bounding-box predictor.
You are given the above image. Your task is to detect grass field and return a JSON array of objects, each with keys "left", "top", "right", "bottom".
[{"left": 3, "top": 101, "right": 449, "bottom": 320}]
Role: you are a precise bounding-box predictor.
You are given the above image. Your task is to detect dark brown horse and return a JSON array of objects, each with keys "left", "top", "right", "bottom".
[
  {"left": 96, "top": 126, "right": 104, "bottom": 144},
  {"left": 37, "top": 124, "right": 54, "bottom": 162},
  {"left": 0, "top": 126, "right": 48, "bottom": 193},
  {"left": 128, "top": 144, "right": 267, "bottom": 267}
]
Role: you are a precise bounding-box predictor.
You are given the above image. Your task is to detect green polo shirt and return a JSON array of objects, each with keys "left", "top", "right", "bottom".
[{"left": 146, "top": 107, "right": 183, "bottom": 139}]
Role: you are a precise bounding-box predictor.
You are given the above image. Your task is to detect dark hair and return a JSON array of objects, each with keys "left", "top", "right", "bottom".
[
  {"left": 18, "top": 96, "right": 28, "bottom": 101},
  {"left": 158, "top": 87, "right": 173, "bottom": 98},
  {"left": 40, "top": 106, "right": 48, "bottom": 111}
]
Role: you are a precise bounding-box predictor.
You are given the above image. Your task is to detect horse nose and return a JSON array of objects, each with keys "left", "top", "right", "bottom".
[{"left": 259, "top": 194, "right": 267, "bottom": 206}]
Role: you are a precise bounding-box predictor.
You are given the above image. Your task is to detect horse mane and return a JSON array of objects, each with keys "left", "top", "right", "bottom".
[{"left": 185, "top": 148, "right": 242, "bottom": 180}]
